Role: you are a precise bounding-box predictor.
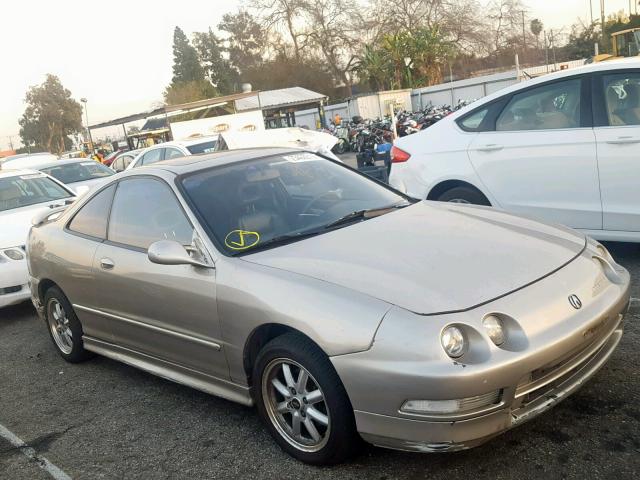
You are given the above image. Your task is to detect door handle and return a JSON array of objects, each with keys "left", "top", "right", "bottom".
[
  {"left": 605, "top": 136, "right": 640, "bottom": 145},
  {"left": 476, "top": 144, "right": 504, "bottom": 152},
  {"left": 100, "top": 258, "right": 115, "bottom": 270}
]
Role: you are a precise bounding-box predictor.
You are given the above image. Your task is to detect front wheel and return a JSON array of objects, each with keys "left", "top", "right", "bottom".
[{"left": 253, "top": 333, "right": 360, "bottom": 465}]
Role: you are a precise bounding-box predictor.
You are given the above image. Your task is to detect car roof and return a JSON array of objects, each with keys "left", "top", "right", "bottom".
[
  {"left": 0, "top": 168, "right": 48, "bottom": 178},
  {"left": 141, "top": 147, "right": 310, "bottom": 175},
  {"left": 1, "top": 157, "right": 99, "bottom": 170},
  {"left": 448, "top": 57, "right": 640, "bottom": 120}
]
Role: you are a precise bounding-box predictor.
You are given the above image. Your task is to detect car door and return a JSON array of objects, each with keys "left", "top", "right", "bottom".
[
  {"left": 593, "top": 69, "right": 640, "bottom": 232},
  {"left": 137, "top": 147, "right": 164, "bottom": 168},
  {"left": 467, "top": 75, "right": 602, "bottom": 230},
  {"left": 63, "top": 184, "right": 117, "bottom": 342},
  {"left": 91, "top": 176, "right": 228, "bottom": 379}
]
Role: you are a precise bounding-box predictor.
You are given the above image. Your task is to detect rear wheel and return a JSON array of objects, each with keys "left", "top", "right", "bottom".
[
  {"left": 437, "top": 186, "right": 490, "bottom": 206},
  {"left": 44, "top": 286, "right": 94, "bottom": 363},
  {"left": 253, "top": 332, "right": 360, "bottom": 465}
]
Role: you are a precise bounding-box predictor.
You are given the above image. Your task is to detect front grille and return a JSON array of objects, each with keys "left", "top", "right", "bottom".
[
  {"left": 516, "top": 314, "right": 620, "bottom": 403},
  {"left": 0, "top": 285, "right": 22, "bottom": 295}
]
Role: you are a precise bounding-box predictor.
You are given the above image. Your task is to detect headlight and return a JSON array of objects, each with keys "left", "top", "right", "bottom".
[
  {"left": 3, "top": 248, "right": 25, "bottom": 261},
  {"left": 482, "top": 315, "right": 505, "bottom": 346},
  {"left": 441, "top": 326, "right": 466, "bottom": 358}
]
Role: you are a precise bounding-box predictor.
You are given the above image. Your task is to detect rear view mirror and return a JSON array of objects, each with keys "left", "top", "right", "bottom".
[{"left": 148, "top": 240, "right": 213, "bottom": 269}]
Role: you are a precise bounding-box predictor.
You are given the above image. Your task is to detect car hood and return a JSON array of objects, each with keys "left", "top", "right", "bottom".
[
  {"left": 0, "top": 203, "right": 61, "bottom": 248},
  {"left": 242, "top": 202, "right": 586, "bottom": 315}
]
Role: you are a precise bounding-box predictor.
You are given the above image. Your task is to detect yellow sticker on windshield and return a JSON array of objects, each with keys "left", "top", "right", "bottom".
[{"left": 225, "top": 230, "right": 260, "bottom": 251}]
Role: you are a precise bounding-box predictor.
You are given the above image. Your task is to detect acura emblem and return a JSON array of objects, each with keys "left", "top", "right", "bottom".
[{"left": 568, "top": 294, "right": 582, "bottom": 310}]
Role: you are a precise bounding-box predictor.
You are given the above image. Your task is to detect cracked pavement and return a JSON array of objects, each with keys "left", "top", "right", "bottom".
[{"left": 1, "top": 242, "right": 639, "bottom": 479}]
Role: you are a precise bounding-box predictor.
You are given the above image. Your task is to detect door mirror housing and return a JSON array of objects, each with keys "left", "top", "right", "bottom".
[{"left": 148, "top": 240, "right": 213, "bottom": 268}]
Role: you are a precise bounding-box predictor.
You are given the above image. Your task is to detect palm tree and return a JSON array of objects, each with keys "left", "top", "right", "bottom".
[{"left": 530, "top": 18, "right": 543, "bottom": 52}]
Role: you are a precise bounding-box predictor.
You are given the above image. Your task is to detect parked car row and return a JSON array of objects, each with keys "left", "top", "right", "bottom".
[{"left": 0, "top": 61, "right": 636, "bottom": 465}]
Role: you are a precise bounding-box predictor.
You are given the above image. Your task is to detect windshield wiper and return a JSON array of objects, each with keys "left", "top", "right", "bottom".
[
  {"left": 236, "top": 229, "right": 326, "bottom": 255},
  {"left": 324, "top": 202, "right": 411, "bottom": 229}
]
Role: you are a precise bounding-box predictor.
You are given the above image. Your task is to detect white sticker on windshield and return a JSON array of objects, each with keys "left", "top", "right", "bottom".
[
  {"left": 282, "top": 153, "right": 318, "bottom": 163},
  {"left": 19, "top": 174, "right": 44, "bottom": 180},
  {"left": 81, "top": 161, "right": 96, "bottom": 166}
]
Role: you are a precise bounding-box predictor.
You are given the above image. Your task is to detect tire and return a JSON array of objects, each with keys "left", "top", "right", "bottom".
[
  {"left": 43, "top": 286, "right": 94, "bottom": 363},
  {"left": 252, "top": 332, "right": 361, "bottom": 465},
  {"left": 332, "top": 139, "right": 346, "bottom": 155},
  {"left": 437, "top": 186, "right": 491, "bottom": 206}
]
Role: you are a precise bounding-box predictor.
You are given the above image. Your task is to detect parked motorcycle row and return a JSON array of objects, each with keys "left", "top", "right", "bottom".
[{"left": 327, "top": 100, "right": 473, "bottom": 156}]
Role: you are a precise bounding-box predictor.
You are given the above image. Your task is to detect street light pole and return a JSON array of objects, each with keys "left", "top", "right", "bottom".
[{"left": 80, "top": 98, "right": 93, "bottom": 154}]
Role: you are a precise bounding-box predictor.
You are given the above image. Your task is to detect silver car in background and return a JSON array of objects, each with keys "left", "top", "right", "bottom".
[{"left": 27, "top": 148, "right": 630, "bottom": 464}]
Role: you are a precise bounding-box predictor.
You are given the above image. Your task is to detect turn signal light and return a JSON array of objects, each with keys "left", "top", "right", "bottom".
[{"left": 391, "top": 146, "right": 411, "bottom": 163}]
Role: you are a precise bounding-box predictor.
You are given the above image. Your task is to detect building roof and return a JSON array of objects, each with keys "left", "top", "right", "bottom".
[
  {"left": 235, "top": 87, "right": 327, "bottom": 112},
  {"left": 88, "top": 91, "right": 259, "bottom": 130}
]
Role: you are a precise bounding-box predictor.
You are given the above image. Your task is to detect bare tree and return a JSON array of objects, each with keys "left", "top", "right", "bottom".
[
  {"left": 253, "top": 0, "right": 307, "bottom": 59},
  {"left": 298, "top": 0, "right": 365, "bottom": 93}
]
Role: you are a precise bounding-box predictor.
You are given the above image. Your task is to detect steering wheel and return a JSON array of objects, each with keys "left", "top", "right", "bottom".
[{"left": 301, "top": 191, "right": 342, "bottom": 216}]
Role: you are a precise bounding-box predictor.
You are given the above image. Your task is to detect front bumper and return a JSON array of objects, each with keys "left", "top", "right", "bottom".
[
  {"left": 331, "top": 247, "right": 630, "bottom": 452},
  {"left": 0, "top": 260, "right": 30, "bottom": 308},
  {"left": 353, "top": 316, "right": 624, "bottom": 452}
]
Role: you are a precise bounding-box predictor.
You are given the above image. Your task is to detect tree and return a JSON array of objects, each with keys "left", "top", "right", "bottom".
[
  {"left": 18, "top": 74, "right": 83, "bottom": 154},
  {"left": 163, "top": 80, "right": 218, "bottom": 105},
  {"left": 530, "top": 18, "right": 543, "bottom": 50},
  {"left": 171, "top": 26, "right": 206, "bottom": 84},
  {"left": 354, "top": 27, "right": 453, "bottom": 91},
  {"left": 560, "top": 20, "right": 600, "bottom": 60},
  {"left": 193, "top": 28, "right": 240, "bottom": 94},
  {"left": 218, "top": 10, "right": 266, "bottom": 74},
  {"left": 298, "top": 0, "right": 364, "bottom": 94},
  {"left": 254, "top": 0, "right": 306, "bottom": 59},
  {"left": 486, "top": 0, "right": 526, "bottom": 55}
]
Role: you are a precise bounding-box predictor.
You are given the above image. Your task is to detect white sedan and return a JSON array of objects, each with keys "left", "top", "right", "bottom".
[
  {"left": 0, "top": 169, "right": 75, "bottom": 308},
  {"left": 2, "top": 157, "right": 114, "bottom": 194},
  {"left": 390, "top": 58, "right": 640, "bottom": 243},
  {"left": 126, "top": 136, "right": 219, "bottom": 170}
]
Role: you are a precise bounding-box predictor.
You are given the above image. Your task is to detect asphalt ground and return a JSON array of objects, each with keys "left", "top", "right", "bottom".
[{"left": 1, "top": 242, "right": 639, "bottom": 480}]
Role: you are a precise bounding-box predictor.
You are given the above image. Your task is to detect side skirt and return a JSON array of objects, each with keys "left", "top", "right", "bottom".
[{"left": 83, "top": 336, "right": 254, "bottom": 407}]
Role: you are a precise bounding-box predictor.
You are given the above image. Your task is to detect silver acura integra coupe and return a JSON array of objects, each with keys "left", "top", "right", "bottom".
[{"left": 27, "top": 148, "right": 630, "bottom": 464}]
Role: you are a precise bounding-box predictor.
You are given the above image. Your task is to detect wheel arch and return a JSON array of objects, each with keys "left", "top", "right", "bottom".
[
  {"left": 38, "top": 278, "right": 60, "bottom": 303},
  {"left": 243, "top": 323, "right": 324, "bottom": 388},
  {"left": 427, "top": 179, "right": 491, "bottom": 205}
]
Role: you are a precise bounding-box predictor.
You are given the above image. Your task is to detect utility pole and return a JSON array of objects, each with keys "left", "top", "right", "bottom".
[
  {"left": 7, "top": 136, "right": 14, "bottom": 151},
  {"left": 551, "top": 30, "right": 558, "bottom": 69},
  {"left": 80, "top": 98, "right": 94, "bottom": 154},
  {"left": 544, "top": 30, "right": 550, "bottom": 72}
]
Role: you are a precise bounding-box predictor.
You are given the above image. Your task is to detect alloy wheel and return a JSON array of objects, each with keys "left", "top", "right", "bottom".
[
  {"left": 47, "top": 298, "right": 73, "bottom": 354},
  {"left": 262, "top": 358, "right": 330, "bottom": 452}
]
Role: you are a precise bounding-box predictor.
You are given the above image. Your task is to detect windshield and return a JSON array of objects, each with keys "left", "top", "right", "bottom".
[
  {"left": 180, "top": 152, "right": 407, "bottom": 255},
  {"left": 0, "top": 174, "right": 73, "bottom": 212},
  {"left": 40, "top": 161, "right": 114, "bottom": 184},
  {"left": 187, "top": 140, "right": 218, "bottom": 155}
]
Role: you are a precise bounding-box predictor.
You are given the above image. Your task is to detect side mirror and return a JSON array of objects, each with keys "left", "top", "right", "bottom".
[{"left": 148, "top": 240, "right": 213, "bottom": 268}]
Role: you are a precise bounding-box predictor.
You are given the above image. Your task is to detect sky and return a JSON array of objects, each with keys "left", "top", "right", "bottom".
[{"left": 0, "top": 0, "right": 637, "bottom": 150}]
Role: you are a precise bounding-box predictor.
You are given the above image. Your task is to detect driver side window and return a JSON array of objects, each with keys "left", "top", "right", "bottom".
[{"left": 108, "top": 178, "right": 193, "bottom": 250}]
